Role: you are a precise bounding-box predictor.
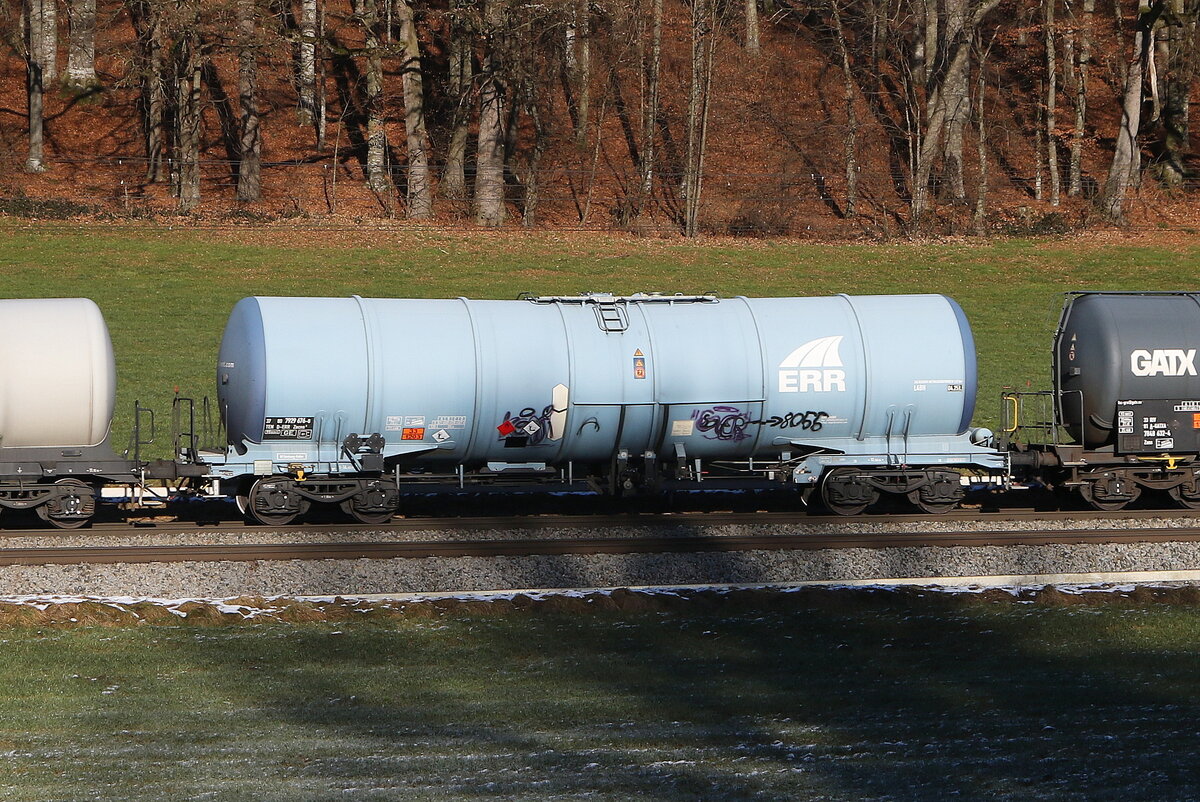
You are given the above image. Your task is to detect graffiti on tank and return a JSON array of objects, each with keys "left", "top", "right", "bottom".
[
  {"left": 693, "top": 406, "right": 752, "bottom": 442},
  {"left": 691, "top": 407, "right": 830, "bottom": 441}
]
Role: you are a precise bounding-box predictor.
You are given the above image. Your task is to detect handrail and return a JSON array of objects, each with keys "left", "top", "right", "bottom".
[
  {"left": 525, "top": 292, "right": 719, "bottom": 305},
  {"left": 1004, "top": 394, "right": 1019, "bottom": 433}
]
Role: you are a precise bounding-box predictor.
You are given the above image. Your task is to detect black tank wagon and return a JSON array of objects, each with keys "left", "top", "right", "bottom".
[{"left": 1005, "top": 291, "right": 1200, "bottom": 510}]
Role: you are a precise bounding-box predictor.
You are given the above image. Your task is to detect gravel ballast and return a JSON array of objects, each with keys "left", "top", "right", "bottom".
[{"left": 4, "top": 516, "right": 1200, "bottom": 596}]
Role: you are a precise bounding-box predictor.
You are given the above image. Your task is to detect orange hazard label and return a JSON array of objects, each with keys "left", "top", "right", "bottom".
[
  {"left": 402, "top": 427, "right": 426, "bottom": 440},
  {"left": 1193, "top": 413, "right": 1200, "bottom": 429}
]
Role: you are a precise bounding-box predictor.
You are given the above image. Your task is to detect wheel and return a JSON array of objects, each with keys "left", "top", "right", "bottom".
[
  {"left": 36, "top": 478, "right": 95, "bottom": 529},
  {"left": 246, "top": 476, "right": 310, "bottom": 526},
  {"left": 338, "top": 500, "right": 396, "bottom": 525},
  {"left": 819, "top": 468, "right": 879, "bottom": 516},
  {"left": 1079, "top": 475, "right": 1140, "bottom": 512},
  {"left": 339, "top": 481, "right": 400, "bottom": 524},
  {"left": 907, "top": 471, "right": 964, "bottom": 515},
  {"left": 907, "top": 490, "right": 959, "bottom": 515},
  {"left": 1169, "top": 484, "right": 1200, "bottom": 511}
]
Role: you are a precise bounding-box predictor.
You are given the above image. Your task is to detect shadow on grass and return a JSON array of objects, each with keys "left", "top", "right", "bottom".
[{"left": 120, "top": 555, "right": 1200, "bottom": 799}]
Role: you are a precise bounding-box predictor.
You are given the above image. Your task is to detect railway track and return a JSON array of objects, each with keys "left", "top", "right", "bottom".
[
  {"left": 2, "top": 509, "right": 1200, "bottom": 565},
  {"left": 1, "top": 504, "right": 1198, "bottom": 539}
]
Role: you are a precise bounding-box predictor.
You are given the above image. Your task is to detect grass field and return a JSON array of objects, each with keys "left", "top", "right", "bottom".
[
  {"left": 3, "top": 227, "right": 1200, "bottom": 799},
  {"left": 2, "top": 589, "right": 1200, "bottom": 800},
  {"left": 2, "top": 224, "right": 1198, "bottom": 454}
]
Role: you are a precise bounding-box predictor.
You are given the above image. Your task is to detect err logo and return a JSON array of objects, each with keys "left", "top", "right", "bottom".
[
  {"left": 778, "top": 335, "right": 847, "bottom": 393},
  {"left": 1130, "top": 348, "right": 1197, "bottom": 377}
]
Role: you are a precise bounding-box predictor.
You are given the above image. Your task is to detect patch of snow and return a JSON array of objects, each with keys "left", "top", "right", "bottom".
[{"left": 0, "top": 575, "right": 1196, "bottom": 619}]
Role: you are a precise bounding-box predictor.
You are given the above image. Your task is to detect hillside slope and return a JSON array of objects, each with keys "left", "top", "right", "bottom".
[{"left": 0, "top": 0, "right": 1196, "bottom": 237}]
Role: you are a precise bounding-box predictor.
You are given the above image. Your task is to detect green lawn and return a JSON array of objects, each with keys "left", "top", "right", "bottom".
[
  {"left": 1, "top": 590, "right": 1200, "bottom": 800},
  {"left": 3, "top": 225, "right": 1197, "bottom": 455}
]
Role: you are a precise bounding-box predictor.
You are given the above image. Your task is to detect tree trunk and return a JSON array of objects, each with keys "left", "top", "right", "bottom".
[
  {"left": 316, "top": 0, "right": 326, "bottom": 149},
  {"left": 1065, "top": 0, "right": 1090, "bottom": 196},
  {"left": 1102, "top": 0, "right": 1163, "bottom": 221},
  {"left": 395, "top": 0, "right": 431, "bottom": 218},
  {"left": 682, "top": 0, "right": 714, "bottom": 236},
  {"left": 830, "top": 0, "right": 857, "bottom": 216},
  {"left": 973, "top": 33, "right": 991, "bottom": 231},
  {"left": 442, "top": 0, "right": 472, "bottom": 199},
  {"left": 911, "top": 0, "right": 1002, "bottom": 220},
  {"left": 573, "top": 0, "right": 589, "bottom": 147},
  {"left": 474, "top": 0, "right": 508, "bottom": 226},
  {"left": 176, "top": 4, "right": 202, "bottom": 213},
  {"left": 358, "top": 0, "right": 394, "bottom": 212},
  {"left": 1158, "top": 0, "right": 1195, "bottom": 187},
  {"left": 523, "top": 91, "right": 547, "bottom": 226},
  {"left": 237, "top": 0, "right": 262, "bottom": 202},
  {"left": 24, "top": 0, "right": 47, "bottom": 172},
  {"left": 745, "top": 0, "right": 760, "bottom": 56},
  {"left": 941, "top": 0, "right": 970, "bottom": 202},
  {"left": 635, "top": 0, "right": 661, "bottom": 219},
  {"left": 130, "top": 0, "right": 165, "bottom": 183},
  {"left": 1034, "top": 81, "right": 1044, "bottom": 201},
  {"left": 298, "top": 0, "right": 317, "bottom": 127},
  {"left": 65, "top": 0, "right": 95, "bottom": 91},
  {"left": 923, "top": 0, "right": 937, "bottom": 87},
  {"left": 40, "top": 0, "right": 55, "bottom": 82},
  {"left": 1045, "top": 0, "right": 1060, "bottom": 205}
]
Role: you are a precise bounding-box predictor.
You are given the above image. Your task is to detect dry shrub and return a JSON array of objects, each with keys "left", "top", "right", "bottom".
[{"left": 724, "top": 202, "right": 793, "bottom": 238}]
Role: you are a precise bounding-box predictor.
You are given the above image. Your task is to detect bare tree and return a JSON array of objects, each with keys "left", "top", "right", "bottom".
[
  {"left": 174, "top": 0, "right": 202, "bottom": 212},
  {"left": 911, "top": 0, "right": 1002, "bottom": 220},
  {"left": 65, "top": 0, "right": 96, "bottom": 91},
  {"left": 940, "top": 0, "right": 971, "bottom": 201},
  {"left": 635, "top": 0, "right": 662, "bottom": 219},
  {"left": 973, "top": 31, "right": 995, "bottom": 230},
  {"left": 40, "top": 0, "right": 55, "bottom": 80},
  {"left": 23, "top": 0, "right": 48, "bottom": 172},
  {"left": 442, "top": 0, "right": 473, "bottom": 199},
  {"left": 829, "top": 0, "right": 858, "bottom": 215},
  {"left": 395, "top": 0, "right": 431, "bottom": 218},
  {"left": 1045, "top": 0, "right": 1060, "bottom": 206},
  {"left": 129, "top": 0, "right": 166, "bottom": 182},
  {"left": 745, "top": 0, "right": 760, "bottom": 55},
  {"left": 1155, "top": 0, "right": 1197, "bottom": 186},
  {"left": 682, "top": 0, "right": 716, "bottom": 236},
  {"left": 571, "top": 0, "right": 590, "bottom": 146},
  {"left": 474, "top": 0, "right": 508, "bottom": 226},
  {"left": 1064, "top": 0, "right": 1094, "bottom": 196},
  {"left": 356, "top": 0, "right": 395, "bottom": 211},
  {"left": 237, "top": 0, "right": 262, "bottom": 202},
  {"left": 1102, "top": 0, "right": 1164, "bottom": 221},
  {"left": 297, "top": 0, "right": 317, "bottom": 129}
]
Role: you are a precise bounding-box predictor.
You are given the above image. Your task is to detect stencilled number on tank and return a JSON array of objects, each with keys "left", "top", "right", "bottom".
[{"left": 760, "top": 410, "right": 829, "bottom": 432}]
